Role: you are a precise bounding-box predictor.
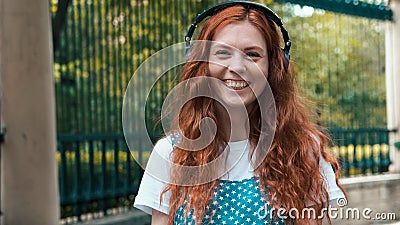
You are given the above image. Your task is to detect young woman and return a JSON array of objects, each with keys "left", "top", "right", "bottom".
[{"left": 134, "top": 1, "right": 346, "bottom": 225}]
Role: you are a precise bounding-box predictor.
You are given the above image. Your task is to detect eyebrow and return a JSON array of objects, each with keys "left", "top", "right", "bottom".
[
  {"left": 211, "top": 43, "right": 232, "bottom": 49},
  {"left": 244, "top": 46, "right": 264, "bottom": 51},
  {"left": 212, "top": 43, "right": 265, "bottom": 52}
]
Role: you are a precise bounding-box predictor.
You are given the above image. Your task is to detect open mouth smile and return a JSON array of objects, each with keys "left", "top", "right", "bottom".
[{"left": 223, "top": 79, "right": 250, "bottom": 90}]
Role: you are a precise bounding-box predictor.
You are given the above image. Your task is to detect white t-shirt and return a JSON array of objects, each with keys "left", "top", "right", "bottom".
[{"left": 133, "top": 136, "right": 345, "bottom": 215}]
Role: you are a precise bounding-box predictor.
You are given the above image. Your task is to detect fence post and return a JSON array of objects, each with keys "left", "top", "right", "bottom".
[
  {"left": 0, "top": 0, "right": 60, "bottom": 224},
  {"left": 386, "top": 0, "right": 400, "bottom": 173}
]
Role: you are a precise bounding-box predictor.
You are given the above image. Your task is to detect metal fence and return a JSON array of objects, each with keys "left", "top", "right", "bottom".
[
  {"left": 57, "top": 134, "right": 140, "bottom": 220},
  {"left": 50, "top": 0, "right": 393, "bottom": 222},
  {"left": 57, "top": 129, "right": 392, "bottom": 222},
  {"left": 330, "top": 129, "right": 392, "bottom": 176}
]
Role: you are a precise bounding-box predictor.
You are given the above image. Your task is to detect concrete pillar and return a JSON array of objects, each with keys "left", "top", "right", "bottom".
[
  {"left": 0, "top": 0, "right": 60, "bottom": 224},
  {"left": 386, "top": 0, "right": 400, "bottom": 172}
]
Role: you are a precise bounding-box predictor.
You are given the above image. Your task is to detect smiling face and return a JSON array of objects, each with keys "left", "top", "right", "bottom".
[{"left": 208, "top": 21, "right": 269, "bottom": 109}]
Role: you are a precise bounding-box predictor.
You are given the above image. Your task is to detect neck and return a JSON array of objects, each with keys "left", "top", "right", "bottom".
[{"left": 216, "top": 104, "right": 253, "bottom": 142}]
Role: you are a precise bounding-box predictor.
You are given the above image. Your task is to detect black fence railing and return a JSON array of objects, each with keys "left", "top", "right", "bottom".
[
  {"left": 57, "top": 133, "right": 143, "bottom": 222},
  {"left": 329, "top": 128, "right": 392, "bottom": 176},
  {"left": 276, "top": 0, "right": 393, "bottom": 21},
  {"left": 57, "top": 129, "right": 392, "bottom": 222}
]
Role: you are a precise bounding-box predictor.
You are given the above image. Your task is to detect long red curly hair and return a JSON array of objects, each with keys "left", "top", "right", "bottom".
[{"left": 161, "top": 5, "right": 346, "bottom": 225}]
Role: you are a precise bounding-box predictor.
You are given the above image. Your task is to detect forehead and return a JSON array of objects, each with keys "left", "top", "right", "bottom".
[{"left": 212, "top": 21, "right": 266, "bottom": 50}]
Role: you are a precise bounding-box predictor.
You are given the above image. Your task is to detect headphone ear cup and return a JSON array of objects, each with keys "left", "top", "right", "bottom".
[
  {"left": 282, "top": 48, "right": 290, "bottom": 71},
  {"left": 185, "top": 45, "right": 191, "bottom": 60}
]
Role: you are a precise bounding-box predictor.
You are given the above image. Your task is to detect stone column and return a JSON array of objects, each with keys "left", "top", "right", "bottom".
[
  {"left": 386, "top": 0, "right": 400, "bottom": 172},
  {"left": 0, "top": 0, "right": 60, "bottom": 224}
]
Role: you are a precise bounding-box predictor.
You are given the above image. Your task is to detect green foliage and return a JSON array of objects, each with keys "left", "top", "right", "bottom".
[
  {"left": 52, "top": 0, "right": 220, "bottom": 134},
  {"left": 284, "top": 6, "right": 387, "bottom": 128},
  {"left": 51, "top": 0, "right": 387, "bottom": 135}
]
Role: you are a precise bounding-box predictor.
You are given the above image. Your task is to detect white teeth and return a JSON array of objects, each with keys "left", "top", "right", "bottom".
[{"left": 224, "top": 80, "right": 249, "bottom": 89}]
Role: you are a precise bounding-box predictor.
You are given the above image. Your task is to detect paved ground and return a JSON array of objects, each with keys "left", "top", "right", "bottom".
[
  {"left": 73, "top": 173, "right": 400, "bottom": 225},
  {"left": 329, "top": 174, "right": 399, "bottom": 225}
]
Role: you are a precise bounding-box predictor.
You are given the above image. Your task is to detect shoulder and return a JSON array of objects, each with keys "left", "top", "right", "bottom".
[
  {"left": 145, "top": 135, "right": 176, "bottom": 182},
  {"left": 307, "top": 131, "right": 334, "bottom": 177},
  {"left": 151, "top": 135, "right": 175, "bottom": 160},
  {"left": 133, "top": 135, "right": 175, "bottom": 215},
  {"left": 309, "top": 132, "right": 346, "bottom": 202}
]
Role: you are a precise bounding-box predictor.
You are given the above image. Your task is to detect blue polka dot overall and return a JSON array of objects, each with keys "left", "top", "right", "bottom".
[{"left": 173, "top": 177, "right": 287, "bottom": 225}]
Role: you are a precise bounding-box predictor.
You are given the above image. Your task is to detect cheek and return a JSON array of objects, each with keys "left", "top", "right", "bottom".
[
  {"left": 250, "top": 62, "right": 269, "bottom": 94},
  {"left": 208, "top": 63, "right": 226, "bottom": 78},
  {"left": 251, "top": 61, "right": 269, "bottom": 80},
  {"left": 258, "top": 59, "right": 269, "bottom": 78},
  {"left": 256, "top": 63, "right": 269, "bottom": 86}
]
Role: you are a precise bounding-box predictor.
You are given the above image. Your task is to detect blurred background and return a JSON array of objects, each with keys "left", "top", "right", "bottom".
[{"left": 0, "top": 0, "right": 399, "bottom": 224}]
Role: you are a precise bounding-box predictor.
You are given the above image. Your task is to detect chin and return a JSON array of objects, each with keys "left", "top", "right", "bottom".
[{"left": 219, "top": 98, "right": 256, "bottom": 109}]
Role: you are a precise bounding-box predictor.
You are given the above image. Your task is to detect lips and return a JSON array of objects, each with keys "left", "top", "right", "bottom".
[{"left": 223, "top": 79, "right": 250, "bottom": 90}]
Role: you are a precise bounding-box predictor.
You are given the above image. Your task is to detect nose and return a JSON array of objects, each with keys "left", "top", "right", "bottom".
[{"left": 227, "top": 53, "right": 246, "bottom": 75}]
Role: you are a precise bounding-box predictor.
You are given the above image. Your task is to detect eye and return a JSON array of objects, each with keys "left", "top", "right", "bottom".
[
  {"left": 246, "top": 51, "right": 261, "bottom": 58},
  {"left": 215, "top": 49, "right": 231, "bottom": 56}
]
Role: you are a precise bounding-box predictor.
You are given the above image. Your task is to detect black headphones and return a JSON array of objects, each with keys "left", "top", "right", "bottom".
[{"left": 185, "top": 0, "right": 291, "bottom": 69}]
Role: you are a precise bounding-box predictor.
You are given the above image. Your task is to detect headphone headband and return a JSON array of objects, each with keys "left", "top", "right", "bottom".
[{"left": 185, "top": 1, "right": 291, "bottom": 63}]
